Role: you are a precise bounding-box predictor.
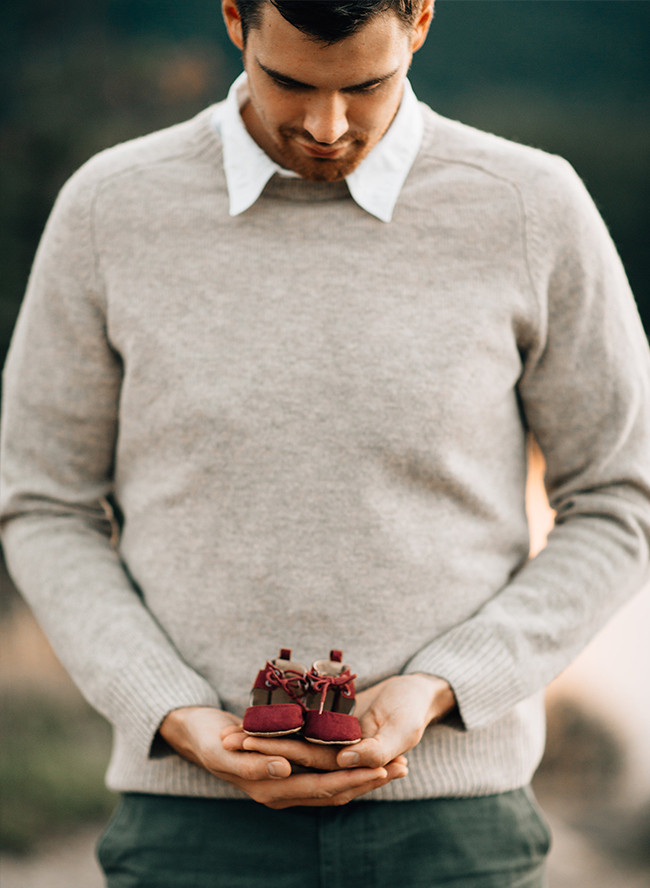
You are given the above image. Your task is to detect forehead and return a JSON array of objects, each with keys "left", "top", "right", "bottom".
[{"left": 247, "top": 3, "right": 410, "bottom": 88}]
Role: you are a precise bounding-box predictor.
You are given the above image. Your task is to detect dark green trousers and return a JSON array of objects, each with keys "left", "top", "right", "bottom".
[{"left": 97, "top": 787, "right": 551, "bottom": 888}]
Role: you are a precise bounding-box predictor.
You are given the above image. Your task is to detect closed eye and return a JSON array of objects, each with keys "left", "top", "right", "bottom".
[
  {"left": 273, "top": 78, "right": 383, "bottom": 95},
  {"left": 257, "top": 59, "right": 399, "bottom": 95},
  {"left": 273, "top": 77, "right": 313, "bottom": 92},
  {"left": 343, "top": 82, "right": 384, "bottom": 95}
]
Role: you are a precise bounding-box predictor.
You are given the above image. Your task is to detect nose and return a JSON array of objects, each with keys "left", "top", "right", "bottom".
[{"left": 303, "top": 93, "right": 349, "bottom": 145}]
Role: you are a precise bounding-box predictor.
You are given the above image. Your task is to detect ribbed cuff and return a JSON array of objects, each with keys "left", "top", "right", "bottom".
[
  {"left": 101, "top": 651, "right": 222, "bottom": 760},
  {"left": 403, "top": 621, "right": 526, "bottom": 731}
]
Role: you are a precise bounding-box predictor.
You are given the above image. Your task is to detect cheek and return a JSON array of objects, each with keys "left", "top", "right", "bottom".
[
  {"left": 249, "top": 78, "right": 297, "bottom": 129},
  {"left": 264, "top": 94, "right": 305, "bottom": 131},
  {"left": 349, "top": 89, "right": 403, "bottom": 136},
  {"left": 349, "top": 103, "right": 393, "bottom": 137}
]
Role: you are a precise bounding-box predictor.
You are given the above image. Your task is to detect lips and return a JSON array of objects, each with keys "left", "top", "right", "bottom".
[{"left": 298, "top": 142, "right": 348, "bottom": 159}]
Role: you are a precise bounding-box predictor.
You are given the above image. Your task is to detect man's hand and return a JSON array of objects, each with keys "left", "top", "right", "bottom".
[
  {"left": 228, "top": 673, "right": 456, "bottom": 779},
  {"left": 335, "top": 673, "right": 457, "bottom": 770},
  {"left": 159, "top": 706, "right": 408, "bottom": 809}
]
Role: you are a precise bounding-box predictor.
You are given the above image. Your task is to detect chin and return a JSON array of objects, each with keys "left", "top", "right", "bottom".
[
  {"left": 297, "top": 160, "right": 353, "bottom": 183},
  {"left": 279, "top": 141, "right": 370, "bottom": 183}
]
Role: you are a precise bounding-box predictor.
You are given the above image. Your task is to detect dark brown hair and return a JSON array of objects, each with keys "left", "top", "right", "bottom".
[{"left": 234, "top": 0, "right": 424, "bottom": 44}]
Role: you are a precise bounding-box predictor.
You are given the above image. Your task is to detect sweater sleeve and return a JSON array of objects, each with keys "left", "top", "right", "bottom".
[
  {"left": 403, "top": 158, "right": 650, "bottom": 731},
  {"left": 0, "top": 162, "right": 222, "bottom": 758}
]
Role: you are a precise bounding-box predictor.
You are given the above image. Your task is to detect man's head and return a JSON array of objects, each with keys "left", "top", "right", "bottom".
[{"left": 222, "top": 0, "right": 434, "bottom": 181}]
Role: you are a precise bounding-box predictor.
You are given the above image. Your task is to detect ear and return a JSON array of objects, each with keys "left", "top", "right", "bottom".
[
  {"left": 410, "top": 0, "right": 434, "bottom": 53},
  {"left": 222, "top": 0, "right": 244, "bottom": 51}
]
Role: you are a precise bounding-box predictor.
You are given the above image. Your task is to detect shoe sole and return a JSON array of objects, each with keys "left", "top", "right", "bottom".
[
  {"left": 242, "top": 726, "right": 303, "bottom": 737},
  {"left": 304, "top": 736, "right": 361, "bottom": 745}
]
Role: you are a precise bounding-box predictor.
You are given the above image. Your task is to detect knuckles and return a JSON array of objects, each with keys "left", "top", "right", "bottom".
[{"left": 239, "top": 761, "right": 268, "bottom": 781}]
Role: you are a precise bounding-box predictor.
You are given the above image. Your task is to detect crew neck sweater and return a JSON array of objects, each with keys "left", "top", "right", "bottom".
[{"left": 2, "top": 102, "right": 650, "bottom": 801}]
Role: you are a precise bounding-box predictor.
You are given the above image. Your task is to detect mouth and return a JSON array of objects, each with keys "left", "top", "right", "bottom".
[{"left": 296, "top": 141, "right": 349, "bottom": 159}]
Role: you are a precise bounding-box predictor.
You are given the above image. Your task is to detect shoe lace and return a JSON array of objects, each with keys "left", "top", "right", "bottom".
[
  {"left": 263, "top": 662, "right": 308, "bottom": 704},
  {"left": 308, "top": 669, "right": 357, "bottom": 714}
]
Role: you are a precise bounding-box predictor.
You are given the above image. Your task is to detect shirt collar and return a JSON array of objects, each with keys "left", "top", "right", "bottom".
[{"left": 212, "top": 71, "right": 423, "bottom": 223}]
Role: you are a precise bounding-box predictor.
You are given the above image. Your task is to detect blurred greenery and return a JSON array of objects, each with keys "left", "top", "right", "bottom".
[
  {"left": 0, "top": 689, "right": 116, "bottom": 854},
  {"left": 0, "top": 0, "right": 649, "bottom": 858},
  {"left": 1, "top": 1, "right": 649, "bottom": 370}
]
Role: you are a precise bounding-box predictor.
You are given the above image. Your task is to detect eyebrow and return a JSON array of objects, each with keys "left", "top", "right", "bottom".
[{"left": 256, "top": 59, "right": 400, "bottom": 92}]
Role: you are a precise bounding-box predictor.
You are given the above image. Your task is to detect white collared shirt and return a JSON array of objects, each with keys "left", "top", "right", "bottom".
[{"left": 211, "top": 71, "right": 423, "bottom": 223}]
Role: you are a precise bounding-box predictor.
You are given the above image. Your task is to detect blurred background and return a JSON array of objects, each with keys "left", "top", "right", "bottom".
[{"left": 1, "top": 1, "right": 649, "bottom": 885}]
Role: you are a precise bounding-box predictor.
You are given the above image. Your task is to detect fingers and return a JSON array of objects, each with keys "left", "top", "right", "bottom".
[
  {"left": 227, "top": 749, "right": 293, "bottom": 780},
  {"left": 232, "top": 764, "right": 390, "bottom": 808},
  {"left": 267, "top": 759, "right": 409, "bottom": 809},
  {"left": 337, "top": 717, "right": 421, "bottom": 770},
  {"left": 220, "top": 724, "right": 244, "bottom": 740},
  {"left": 338, "top": 736, "right": 390, "bottom": 769},
  {"left": 221, "top": 728, "right": 249, "bottom": 750},
  {"left": 225, "top": 730, "right": 409, "bottom": 772},
  {"left": 239, "top": 735, "right": 342, "bottom": 770},
  {"left": 210, "top": 725, "right": 410, "bottom": 808},
  {"left": 335, "top": 675, "right": 439, "bottom": 769},
  {"left": 385, "top": 759, "right": 409, "bottom": 778},
  {"left": 201, "top": 742, "right": 293, "bottom": 781}
]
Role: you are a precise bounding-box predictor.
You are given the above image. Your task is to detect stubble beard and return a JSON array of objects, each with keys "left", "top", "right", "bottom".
[{"left": 274, "top": 127, "right": 373, "bottom": 182}]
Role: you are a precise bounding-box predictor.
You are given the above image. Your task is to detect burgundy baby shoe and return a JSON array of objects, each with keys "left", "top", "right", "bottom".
[
  {"left": 242, "top": 648, "right": 308, "bottom": 737},
  {"left": 303, "top": 650, "right": 362, "bottom": 745}
]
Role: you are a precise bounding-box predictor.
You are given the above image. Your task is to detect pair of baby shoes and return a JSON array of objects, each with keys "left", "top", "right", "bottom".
[{"left": 242, "top": 648, "right": 362, "bottom": 745}]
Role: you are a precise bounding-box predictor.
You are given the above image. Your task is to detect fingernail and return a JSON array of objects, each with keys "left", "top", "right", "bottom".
[
  {"left": 339, "top": 751, "right": 360, "bottom": 767},
  {"left": 267, "top": 762, "right": 284, "bottom": 778}
]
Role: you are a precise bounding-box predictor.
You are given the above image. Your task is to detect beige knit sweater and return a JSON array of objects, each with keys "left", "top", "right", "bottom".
[{"left": 2, "top": 102, "right": 650, "bottom": 800}]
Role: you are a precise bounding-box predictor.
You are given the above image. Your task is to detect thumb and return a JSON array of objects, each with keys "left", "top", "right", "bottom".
[{"left": 336, "top": 720, "right": 403, "bottom": 770}]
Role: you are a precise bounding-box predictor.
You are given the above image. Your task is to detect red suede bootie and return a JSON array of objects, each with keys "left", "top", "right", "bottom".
[
  {"left": 303, "top": 650, "right": 361, "bottom": 745},
  {"left": 242, "top": 649, "right": 307, "bottom": 737}
]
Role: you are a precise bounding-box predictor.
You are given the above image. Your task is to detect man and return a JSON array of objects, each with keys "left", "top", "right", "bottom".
[{"left": 2, "top": 0, "right": 649, "bottom": 885}]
